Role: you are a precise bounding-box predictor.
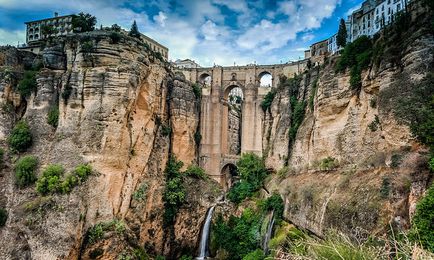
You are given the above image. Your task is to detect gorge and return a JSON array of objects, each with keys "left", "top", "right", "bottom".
[{"left": 0, "top": 1, "right": 433, "bottom": 259}]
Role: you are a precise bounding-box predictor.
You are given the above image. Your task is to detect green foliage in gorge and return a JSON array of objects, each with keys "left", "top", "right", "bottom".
[
  {"left": 162, "top": 156, "right": 186, "bottom": 226},
  {"left": 410, "top": 184, "right": 434, "bottom": 252},
  {"left": 14, "top": 155, "right": 38, "bottom": 187}
]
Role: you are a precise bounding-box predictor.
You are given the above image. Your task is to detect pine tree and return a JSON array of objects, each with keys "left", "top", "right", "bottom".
[
  {"left": 337, "top": 18, "right": 347, "bottom": 48},
  {"left": 129, "top": 20, "right": 141, "bottom": 38}
]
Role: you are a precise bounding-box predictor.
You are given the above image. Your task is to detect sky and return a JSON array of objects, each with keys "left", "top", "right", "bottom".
[{"left": 0, "top": 0, "right": 363, "bottom": 67}]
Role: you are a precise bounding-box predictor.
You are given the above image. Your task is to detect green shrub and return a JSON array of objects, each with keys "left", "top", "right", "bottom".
[
  {"left": 261, "top": 193, "right": 284, "bottom": 221},
  {"left": 17, "top": 70, "right": 37, "bottom": 97},
  {"left": 14, "top": 155, "right": 38, "bottom": 187},
  {"left": 212, "top": 208, "right": 262, "bottom": 259},
  {"left": 227, "top": 181, "right": 254, "bottom": 204},
  {"left": 0, "top": 208, "right": 8, "bottom": 227},
  {"left": 8, "top": 120, "right": 32, "bottom": 152},
  {"left": 36, "top": 164, "right": 65, "bottom": 195},
  {"left": 242, "top": 249, "right": 265, "bottom": 260},
  {"left": 161, "top": 124, "right": 171, "bottom": 136},
  {"left": 58, "top": 164, "right": 92, "bottom": 194},
  {"left": 308, "top": 79, "right": 318, "bottom": 111},
  {"left": 163, "top": 156, "right": 185, "bottom": 226},
  {"left": 88, "top": 223, "right": 104, "bottom": 244},
  {"left": 81, "top": 41, "right": 94, "bottom": 55},
  {"left": 47, "top": 106, "right": 59, "bottom": 128},
  {"left": 227, "top": 153, "right": 268, "bottom": 204},
  {"left": 368, "top": 115, "right": 381, "bottom": 132},
  {"left": 380, "top": 177, "right": 391, "bottom": 199},
  {"left": 87, "top": 219, "right": 126, "bottom": 245},
  {"left": 184, "top": 164, "right": 207, "bottom": 179},
  {"left": 349, "top": 65, "right": 362, "bottom": 91},
  {"left": 319, "top": 157, "right": 338, "bottom": 171},
  {"left": 260, "top": 88, "right": 277, "bottom": 111},
  {"left": 410, "top": 184, "right": 434, "bottom": 252},
  {"left": 109, "top": 32, "right": 121, "bottom": 44},
  {"left": 391, "top": 154, "right": 402, "bottom": 168},
  {"left": 132, "top": 183, "right": 148, "bottom": 201},
  {"left": 289, "top": 97, "right": 306, "bottom": 143},
  {"left": 192, "top": 83, "right": 201, "bottom": 99}
]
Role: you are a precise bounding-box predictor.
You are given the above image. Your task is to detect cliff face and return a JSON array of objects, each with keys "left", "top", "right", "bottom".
[
  {"left": 0, "top": 33, "right": 217, "bottom": 259},
  {"left": 263, "top": 6, "right": 433, "bottom": 238}
]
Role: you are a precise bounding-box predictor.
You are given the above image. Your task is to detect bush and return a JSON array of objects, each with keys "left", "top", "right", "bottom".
[
  {"left": 47, "top": 106, "right": 59, "bottom": 128},
  {"left": 380, "top": 177, "right": 391, "bottom": 199},
  {"left": 163, "top": 156, "right": 186, "bottom": 226},
  {"left": 161, "top": 124, "right": 171, "bottom": 136},
  {"left": 14, "top": 155, "right": 38, "bottom": 187},
  {"left": 58, "top": 164, "right": 92, "bottom": 194},
  {"left": 289, "top": 97, "right": 306, "bottom": 143},
  {"left": 17, "top": 70, "right": 37, "bottom": 97},
  {"left": 242, "top": 249, "right": 265, "bottom": 260},
  {"left": 184, "top": 164, "right": 207, "bottom": 179},
  {"left": 132, "top": 183, "right": 148, "bottom": 201},
  {"left": 319, "top": 157, "right": 338, "bottom": 171},
  {"left": 0, "top": 208, "right": 8, "bottom": 227},
  {"left": 308, "top": 79, "right": 318, "bottom": 111},
  {"left": 261, "top": 193, "right": 284, "bottom": 221},
  {"left": 212, "top": 208, "right": 262, "bottom": 259},
  {"left": 391, "top": 154, "right": 402, "bottom": 168},
  {"left": 410, "top": 184, "right": 434, "bottom": 252},
  {"left": 192, "top": 83, "right": 201, "bottom": 99},
  {"left": 8, "top": 120, "right": 32, "bottom": 152},
  {"left": 81, "top": 41, "right": 94, "bottom": 55},
  {"left": 429, "top": 157, "right": 434, "bottom": 172},
  {"left": 36, "top": 164, "right": 65, "bottom": 195},
  {"left": 368, "top": 115, "right": 381, "bottom": 132},
  {"left": 227, "top": 181, "right": 254, "bottom": 204},
  {"left": 260, "top": 88, "right": 276, "bottom": 111},
  {"left": 109, "top": 32, "right": 121, "bottom": 44}
]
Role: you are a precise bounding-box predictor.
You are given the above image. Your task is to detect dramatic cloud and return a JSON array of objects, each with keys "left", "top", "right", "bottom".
[{"left": 0, "top": 0, "right": 357, "bottom": 66}]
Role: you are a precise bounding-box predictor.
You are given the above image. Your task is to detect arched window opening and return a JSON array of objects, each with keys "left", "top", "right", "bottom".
[
  {"left": 199, "top": 73, "right": 212, "bottom": 87},
  {"left": 259, "top": 72, "right": 272, "bottom": 87},
  {"left": 221, "top": 163, "right": 239, "bottom": 191}
]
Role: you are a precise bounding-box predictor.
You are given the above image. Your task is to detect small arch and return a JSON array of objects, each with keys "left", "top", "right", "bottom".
[
  {"left": 259, "top": 71, "right": 272, "bottom": 87},
  {"left": 231, "top": 72, "right": 237, "bottom": 81},
  {"left": 221, "top": 163, "right": 239, "bottom": 190},
  {"left": 199, "top": 73, "right": 212, "bottom": 87}
]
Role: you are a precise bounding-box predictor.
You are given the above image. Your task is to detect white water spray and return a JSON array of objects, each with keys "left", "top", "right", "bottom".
[{"left": 196, "top": 206, "right": 215, "bottom": 260}]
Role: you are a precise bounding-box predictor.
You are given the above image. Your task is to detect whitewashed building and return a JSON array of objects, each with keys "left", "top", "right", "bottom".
[
  {"left": 349, "top": 0, "right": 411, "bottom": 42},
  {"left": 173, "top": 59, "right": 201, "bottom": 69}
]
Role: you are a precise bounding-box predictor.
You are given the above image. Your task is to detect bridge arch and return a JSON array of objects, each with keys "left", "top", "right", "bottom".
[
  {"left": 221, "top": 83, "right": 244, "bottom": 156},
  {"left": 258, "top": 71, "right": 272, "bottom": 87},
  {"left": 199, "top": 73, "right": 212, "bottom": 87},
  {"left": 221, "top": 163, "right": 239, "bottom": 191}
]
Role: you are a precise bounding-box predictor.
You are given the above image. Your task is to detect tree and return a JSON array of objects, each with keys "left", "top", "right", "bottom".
[
  {"left": 337, "top": 18, "right": 347, "bottom": 48},
  {"left": 129, "top": 20, "right": 141, "bottom": 38},
  {"left": 41, "top": 24, "right": 58, "bottom": 38},
  {"left": 111, "top": 24, "right": 121, "bottom": 32},
  {"left": 71, "top": 12, "right": 97, "bottom": 33},
  {"left": 411, "top": 184, "right": 434, "bottom": 252}
]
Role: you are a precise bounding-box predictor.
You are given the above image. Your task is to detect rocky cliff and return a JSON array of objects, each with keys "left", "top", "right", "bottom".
[
  {"left": 263, "top": 2, "right": 433, "bottom": 239},
  {"left": 0, "top": 32, "right": 220, "bottom": 259}
]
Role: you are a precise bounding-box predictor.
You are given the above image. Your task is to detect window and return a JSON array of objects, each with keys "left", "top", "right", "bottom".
[{"left": 397, "top": 4, "right": 401, "bottom": 11}]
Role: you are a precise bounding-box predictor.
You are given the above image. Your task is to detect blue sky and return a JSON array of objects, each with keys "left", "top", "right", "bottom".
[{"left": 0, "top": 0, "right": 363, "bottom": 66}]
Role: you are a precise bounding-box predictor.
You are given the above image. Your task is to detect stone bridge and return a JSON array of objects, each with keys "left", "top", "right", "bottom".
[{"left": 178, "top": 61, "right": 308, "bottom": 188}]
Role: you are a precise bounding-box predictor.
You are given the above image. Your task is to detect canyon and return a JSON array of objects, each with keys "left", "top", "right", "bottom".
[{"left": 0, "top": 1, "right": 433, "bottom": 259}]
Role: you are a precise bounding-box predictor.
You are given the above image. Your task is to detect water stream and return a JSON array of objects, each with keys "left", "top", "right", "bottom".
[
  {"left": 263, "top": 210, "right": 275, "bottom": 255},
  {"left": 196, "top": 206, "right": 215, "bottom": 260}
]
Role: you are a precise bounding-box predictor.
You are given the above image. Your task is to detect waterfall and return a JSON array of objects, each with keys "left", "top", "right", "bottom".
[
  {"left": 263, "top": 210, "right": 275, "bottom": 255},
  {"left": 196, "top": 206, "right": 215, "bottom": 260}
]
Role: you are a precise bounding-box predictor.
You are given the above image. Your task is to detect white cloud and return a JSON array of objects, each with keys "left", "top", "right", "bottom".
[
  {"left": 153, "top": 11, "right": 167, "bottom": 27},
  {"left": 345, "top": 3, "right": 362, "bottom": 17},
  {"left": 0, "top": 0, "right": 342, "bottom": 67},
  {"left": 0, "top": 29, "right": 25, "bottom": 46}
]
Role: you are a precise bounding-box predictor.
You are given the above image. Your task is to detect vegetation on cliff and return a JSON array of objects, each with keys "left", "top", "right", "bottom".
[
  {"left": 14, "top": 155, "right": 38, "bottom": 187},
  {"left": 163, "top": 156, "right": 186, "bottom": 226},
  {"left": 410, "top": 183, "right": 434, "bottom": 252},
  {"left": 8, "top": 120, "right": 32, "bottom": 152},
  {"left": 227, "top": 153, "right": 268, "bottom": 204}
]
